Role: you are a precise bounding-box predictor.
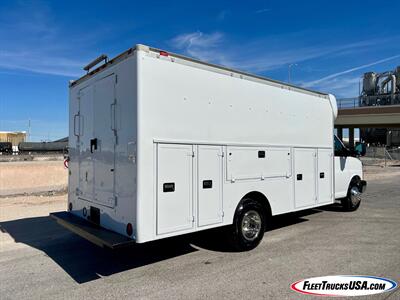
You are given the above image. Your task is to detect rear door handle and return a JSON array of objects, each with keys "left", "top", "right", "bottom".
[
  {"left": 73, "top": 114, "right": 80, "bottom": 137},
  {"left": 110, "top": 103, "right": 116, "bottom": 131}
]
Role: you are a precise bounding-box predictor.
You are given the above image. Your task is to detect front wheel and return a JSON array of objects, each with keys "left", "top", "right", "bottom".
[
  {"left": 230, "top": 199, "right": 265, "bottom": 251},
  {"left": 341, "top": 181, "right": 362, "bottom": 211}
]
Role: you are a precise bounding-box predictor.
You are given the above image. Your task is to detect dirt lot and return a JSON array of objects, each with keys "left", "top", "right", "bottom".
[
  {"left": 0, "top": 161, "right": 67, "bottom": 196},
  {"left": 0, "top": 163, "right": 399, "bottom": 299}
]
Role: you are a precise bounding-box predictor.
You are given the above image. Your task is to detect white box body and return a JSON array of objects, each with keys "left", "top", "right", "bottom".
[{"left": 68, "top": 45, "right": 362, "bottom": 243}]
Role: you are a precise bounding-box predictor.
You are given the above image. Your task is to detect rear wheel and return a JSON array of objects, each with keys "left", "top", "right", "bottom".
[
  {"left": 341, "top": 180, "right": 362, "bottom": 211},
  {"left": 230, "top": 199, "right": 265, "bottom": 251}
]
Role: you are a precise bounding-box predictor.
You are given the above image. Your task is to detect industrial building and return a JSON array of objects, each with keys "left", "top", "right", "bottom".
[{"left": 0, "top": 131, "right": 26, "bottom": 147}]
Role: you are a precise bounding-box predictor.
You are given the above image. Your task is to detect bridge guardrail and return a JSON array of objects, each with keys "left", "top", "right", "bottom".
[{"left": 336, "top": 97, "right": 360, "bottom": 109}]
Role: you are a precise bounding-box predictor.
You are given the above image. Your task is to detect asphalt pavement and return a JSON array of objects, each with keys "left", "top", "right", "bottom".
[{"left": 0, "top": 167, "right": 399, "bottom": 299}]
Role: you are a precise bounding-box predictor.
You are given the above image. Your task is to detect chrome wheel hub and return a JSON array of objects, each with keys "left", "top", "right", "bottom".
[
  {"left": 241, "top": 210, "right": 262, "bottom": 241},
  {"left": 350, "top": 186, "right": 361, "bottom": 206}
]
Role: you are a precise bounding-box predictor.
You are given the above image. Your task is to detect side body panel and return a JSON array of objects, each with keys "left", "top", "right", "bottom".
[{"left": 135, "top": 49, "right": 335, "bottom": 242}]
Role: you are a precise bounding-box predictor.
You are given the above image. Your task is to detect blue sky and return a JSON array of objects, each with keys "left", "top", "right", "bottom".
[{"left": 0, "top": 0, "right": 399, "bottom": 141}]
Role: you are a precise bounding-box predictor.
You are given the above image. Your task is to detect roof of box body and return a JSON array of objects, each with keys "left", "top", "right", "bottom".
[{"left": 69, "top": 44, "right": 329, "bottom": 99}]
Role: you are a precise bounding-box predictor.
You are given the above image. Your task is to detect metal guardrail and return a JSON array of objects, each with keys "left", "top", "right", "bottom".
[
  {"left": 337, "top": 95, "right": 400, "bottom": 109},
  {"left": 337, "top": 97, "right": 360, "bottom": 109}
]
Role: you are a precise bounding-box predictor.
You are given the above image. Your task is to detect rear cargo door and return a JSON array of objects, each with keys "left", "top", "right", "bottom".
[
  {"left": 92, "top": 74, "right": 117, "bottom": 208},
  {"left": 78, "top": 74, "right": 116, "bottom": 208},
  {"left": 78, "top": 85, "right": 95, "bottom": 202}
]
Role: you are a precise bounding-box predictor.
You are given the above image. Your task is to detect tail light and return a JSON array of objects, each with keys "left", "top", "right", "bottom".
[{"left": 126, "top": 223, "right": 133, "bottom": 236}]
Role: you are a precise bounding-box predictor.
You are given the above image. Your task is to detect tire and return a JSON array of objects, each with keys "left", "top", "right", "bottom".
[
  {"left": 230, "top": 198, "right": 265, "bottom": 251},
  {"left": 341, "top": 179, "right": 362, "bottom": 211}
]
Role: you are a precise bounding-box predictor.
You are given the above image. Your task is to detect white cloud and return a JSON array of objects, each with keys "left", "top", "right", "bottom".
[
  {"left": 171, "top": 31, "right": 224, "bottom": 50},
  {"left": 0, "top": 50, "right": 84, "bottom": 77},
  {"left": 302, "top": 76, "right": 361, "bottom": 98},
  {"left": 303, "top": 54, "right": 400, "bottom": 88},
  {"left": 0, "top": 2, "right": 103, "bottom": 78},
  {"left": 170, "top": 31, "right": 232, "bottom": 65},
  {"left": 169, "top": 31, "right": 400, "bottom": 98},
  {"left": 217, "top": 10, "right": 230, "bottom": 21},
  {"left": 255, "top": 8, "right": 271, "bottom": 14},
  {"left": 169, "top": 31, "right": 385, "bottom": 74}
]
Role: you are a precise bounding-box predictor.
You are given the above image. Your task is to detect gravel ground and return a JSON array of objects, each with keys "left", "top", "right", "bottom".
[
  {"left": 0, "top": 165, "right": 399, "bottom": 299},
  {"left": 0, "top": 161, "right": 67, "bottom": 196}
]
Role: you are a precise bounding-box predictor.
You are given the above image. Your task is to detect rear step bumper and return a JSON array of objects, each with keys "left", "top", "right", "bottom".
[{"left": 50, "top": 211, "right": 135, "bottom": 249}]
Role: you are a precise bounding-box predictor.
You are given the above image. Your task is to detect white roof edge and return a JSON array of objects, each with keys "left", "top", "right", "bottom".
[
  {"left": 71, "top": 44, "right": 331, "bottom": 99},
  {"left": 146, "top": 45, "right": 329, "bottom": 99}
]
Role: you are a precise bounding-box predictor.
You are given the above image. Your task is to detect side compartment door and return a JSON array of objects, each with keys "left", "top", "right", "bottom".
[
  {"left": 157, "top": 144, "right": 193, "bottom": 235},
  {"left": 294, "top": 148, "right": 317, "bottom": 208},
  {"left": 317, "top": 149, "right": 333, "bottom": 204},
  {"left": 197, "top": 145, "right": 223, "bottom": 227}
]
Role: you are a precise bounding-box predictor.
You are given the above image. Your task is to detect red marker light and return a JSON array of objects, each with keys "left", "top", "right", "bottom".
[
  {"left": 159, "top": 51, "right": 169, "bottom": 57},
  {"left": 126, "top": 223, "right": 133, "bottom": 236}
]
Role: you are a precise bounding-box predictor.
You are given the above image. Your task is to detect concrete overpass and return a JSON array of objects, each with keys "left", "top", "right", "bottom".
[
  {"left": 335, "top": 105, "right": 400, "bottom": 128},
  {"left": 335, "top": 105, "right": 400, "bottom": 148}
]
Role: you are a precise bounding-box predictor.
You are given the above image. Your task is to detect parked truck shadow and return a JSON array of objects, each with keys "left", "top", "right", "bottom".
[
  {"left": 0, "top": 216, "right": 197, "bottom": 284},
  {"left": 0, "top": 207, "right": 323, "bottom": 284},
  {"left": 191, "top": 208, "right": 322, "bottom": 252}
]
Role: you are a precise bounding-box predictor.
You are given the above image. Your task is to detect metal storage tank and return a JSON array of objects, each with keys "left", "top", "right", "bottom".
[
  {"left": 362, "top": 72, "right": 377, "bottom": 95},
  {"left": 394, "top": 66, "right": 400, "bottom": 90},
  {"left": 18, "top": 141, "right": 68, "bottom": 152}
]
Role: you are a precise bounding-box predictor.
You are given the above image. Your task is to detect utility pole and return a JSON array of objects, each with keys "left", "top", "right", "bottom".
[
  {"left": 288, "top": 63, "right": 298, "bottom": 84},
  {"left": 28, "top": 119, "right": 31, "bottom": 142}
]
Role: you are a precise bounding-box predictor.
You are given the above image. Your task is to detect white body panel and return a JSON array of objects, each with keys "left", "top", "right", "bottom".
[{"left": 68, "top": 45, "right": 363, "bottom": 243}]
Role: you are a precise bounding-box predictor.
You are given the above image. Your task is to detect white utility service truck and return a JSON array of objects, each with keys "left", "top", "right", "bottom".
[{"left": 51, "top": 44, "right": 366, "bottom": 251}]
